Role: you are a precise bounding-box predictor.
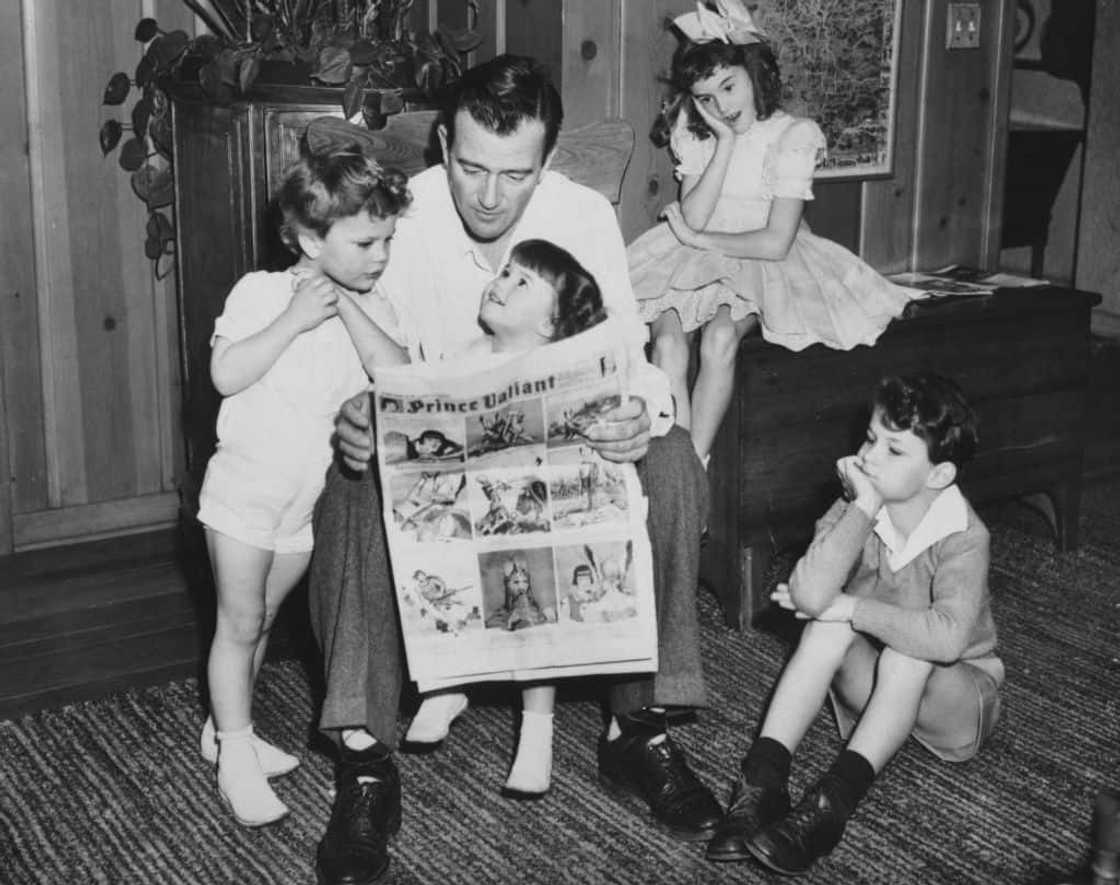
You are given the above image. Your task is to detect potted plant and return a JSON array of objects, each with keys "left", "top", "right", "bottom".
[{"left": 100, "top": 0, "right": 480, "bottom": 276}]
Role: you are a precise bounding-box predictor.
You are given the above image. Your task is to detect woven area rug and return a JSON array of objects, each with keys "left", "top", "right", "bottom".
[{"left": 3, "top": 479, "right": 1119, "bottom": 884}]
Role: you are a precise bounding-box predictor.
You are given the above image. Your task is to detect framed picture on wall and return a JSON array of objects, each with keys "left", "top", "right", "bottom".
[{"left": 753, "top": 0, "right": 903, "bottom": 180}]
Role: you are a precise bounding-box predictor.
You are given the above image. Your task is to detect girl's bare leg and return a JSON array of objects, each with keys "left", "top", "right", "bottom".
[
  {"left": 504, "top": 682, "right": 557, "bottom": 796},
  {"left": 690, "top": 309, "right": 758, "bottom": 461},
  {"left": 649, "top": 310, "right": 694, "bottom": 431}
]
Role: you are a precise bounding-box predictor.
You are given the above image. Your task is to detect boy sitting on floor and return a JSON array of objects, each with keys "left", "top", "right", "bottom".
[{"left": 707, "top": 372, "right": 1004, "bottom": 875}]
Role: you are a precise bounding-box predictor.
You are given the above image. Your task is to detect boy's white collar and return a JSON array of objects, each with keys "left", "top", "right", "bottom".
[{"left": 872, "top": 485, "right": 968, "bottom": 571}]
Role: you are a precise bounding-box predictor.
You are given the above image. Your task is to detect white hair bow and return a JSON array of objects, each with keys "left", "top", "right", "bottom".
[{"left": 672, "top": 0, "right": 764, "bottom": 45}]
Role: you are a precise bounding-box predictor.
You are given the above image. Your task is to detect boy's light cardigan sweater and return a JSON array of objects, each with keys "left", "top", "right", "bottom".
[{"left": 789, "top": 485, "right": 999, "bottom": 665}]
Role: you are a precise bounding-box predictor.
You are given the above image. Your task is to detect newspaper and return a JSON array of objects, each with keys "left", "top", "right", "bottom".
[{"left": 372, "top": 319, "right": 658, "bottom": 692}]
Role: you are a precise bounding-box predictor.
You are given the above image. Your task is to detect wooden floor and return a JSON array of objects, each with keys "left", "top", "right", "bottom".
[{"left": 1, "top": 336, "right": 1117, "bottom": 722}]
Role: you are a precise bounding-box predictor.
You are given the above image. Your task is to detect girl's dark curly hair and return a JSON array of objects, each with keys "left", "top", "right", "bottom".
[
  {"left": 651, "top": 39, "right": 784, "bottom": 149},
  {"left": 508, "top": 239, "right": 606, "bottom": 342},
  {"left": 277, "top": 146, "right": 412, "bottom": 253},
  {"left": 874, "top": 373, "right": 979, "bottom": 468}
]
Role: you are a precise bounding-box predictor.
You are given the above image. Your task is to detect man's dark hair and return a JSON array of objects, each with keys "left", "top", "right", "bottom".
[
  {"left": 652, "top": 40, "right": 783, "bottom": 148},
  {"left": 874, "top": 373, "right": 979, "bottom": 468},
  {"left": 443, "top": 54, "right": 564, "bottom": 160},
  {"left": 509, "top": 239, "right": 605, "bottom": 342}
]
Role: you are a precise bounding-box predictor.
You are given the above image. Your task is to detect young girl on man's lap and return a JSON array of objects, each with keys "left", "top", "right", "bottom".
[
  {"left": 197, "top": 148, "right": 410, "bottom": 826},
  {"left": 404, "top": 239, "right": 612, "bottom": 798},
  {"left": 629, "top": 0, "right": 916, "bottom": 462}
]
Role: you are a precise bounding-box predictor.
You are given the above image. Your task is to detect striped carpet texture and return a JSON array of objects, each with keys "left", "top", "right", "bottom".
[{"left": 2, "top": 480, "right": 1118, "bottom": 884}]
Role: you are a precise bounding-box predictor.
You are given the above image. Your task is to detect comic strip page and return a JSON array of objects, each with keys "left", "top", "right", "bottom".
[{"left": 373, "top": 320, "right": 658, "bottom": 692}]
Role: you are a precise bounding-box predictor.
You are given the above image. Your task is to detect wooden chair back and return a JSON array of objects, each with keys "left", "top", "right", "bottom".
[{"left": 293, "top": 110, "right": 635, "bottom": 205}]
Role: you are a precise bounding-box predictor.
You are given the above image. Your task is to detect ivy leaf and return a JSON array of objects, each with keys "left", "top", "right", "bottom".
[
  {"left": 103, "top": 73, "right": 131, "bottom": 106},
  {"left": 238, "top": 54, "right": 261, "bottom": 94},
  {"left": 134, "top": 18, "right": 159, "bottom": 42},
  {"left": 349, "top": 40, "right": 378, "bottom": 66},
  {"left": 99, "top": 120, "right": 123, "bottom": 155},
  {"left": 153, "top": 210, "right": 174, "bottom": 240},
  {"left": 144, "top": 233, "right": 163, "bottom": 260},
  {"left": 119, "top": 137, "right": 148, "bottom": 172},
  {"left": 315, "top": 45, "right": 353, "bottom": 85},
  {"left": 155, "top": 250, "right": 175, "bottom": 280},
  {"left": 131, "top": 97, "right": 152, "bottom": 136},
  {"left": 442, "top": 26, "right": 483, "bottom": 53},
  {"left": 153, "top": 30, "right": 190, "bottom": 68},
  {"left": 250, "top": 14, "right": 275, "bottom": 43},
  {"left": 135, "top": 53, "right": 155, "bottom": 88},
  {"left": 131, "top": 163, "right": 173, "bottom": 208},
  {"left": 149, "top": 113, "right": 173, "bottom": 159},
  {"left": 342, "top": 77, "right": 364, "bottom": 120}
]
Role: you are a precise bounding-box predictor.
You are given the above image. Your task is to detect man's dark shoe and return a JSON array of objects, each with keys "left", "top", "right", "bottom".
[
  {"left": 316, "top": 745, "right": 402, "bottom": 885},
  {"left": 705, "top": 772, "right": 790, "bottom": 862},
  {"left": 597, "top": 730, "right": 722, "bottom": 841},
  {"left": 745, "top": 778, "right": 849, "bottom": 876}
]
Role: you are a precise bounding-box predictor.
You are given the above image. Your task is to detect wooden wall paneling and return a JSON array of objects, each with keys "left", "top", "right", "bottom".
[
  {"left": 1077, "top": 0, "right": 1120, "bottom": 334},
  {"left": 559, "top": 0, "right": 621, "bottom": 128},
  {"left": 911, "top": 0, "right": 1007, "bottom": 270},
  {"left": 861, "top": 0, "right": 925, "bottom": 272},
  {"left": 804, "top": 181, "right": 862, "bottom": 254},
  {"left": 1, "top": 0, "right": 47, "bottom": 546},
  {"left": 979, "top": 0, "right": 1015, "bottom": 268},
  {"left": 22, "top": 0, "right": 87, "bottom": 508},
  {"left": 618, "top": 0, "right": 689, "bottom": 243},
  {"left": 504, "top": 0, "right": 564, "bottom": 91}
]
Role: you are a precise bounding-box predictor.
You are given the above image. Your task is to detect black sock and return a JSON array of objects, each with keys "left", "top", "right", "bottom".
[
  {"left": 822, "top": 749, "right": 876, "bottom": 814},
  {"left": 742, "top": 736, "right": 792, "bottom": 789}
]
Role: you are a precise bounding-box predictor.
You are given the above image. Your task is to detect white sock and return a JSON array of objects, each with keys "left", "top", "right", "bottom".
[
  {"left": 504, "top": 710, "right": 554, "bottom": 795},
  {"left": 405, "top": 692, "right": 469, "bottom": 743},
  {"left": 216, "top": 726, "right": 289, "bottom": 827}
]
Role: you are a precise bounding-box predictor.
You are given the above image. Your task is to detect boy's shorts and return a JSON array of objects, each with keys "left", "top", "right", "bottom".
[
  {"left": 830, "top": 634, "right": 1004, "bottom": 762},
  {"left": 197, "top": 447, "right": 329, "bottom": 554}
]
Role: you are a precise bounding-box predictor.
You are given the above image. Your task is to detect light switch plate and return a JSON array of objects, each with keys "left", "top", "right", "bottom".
[{"left": 947, "top": 3, "right": 981, "bottom": 49}]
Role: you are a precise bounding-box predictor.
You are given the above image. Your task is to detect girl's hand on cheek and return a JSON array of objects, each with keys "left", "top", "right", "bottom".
[
  {"left": 691, "top": 97, "right": 735, "bottom": 141},
  {"left": 289, "top": 271, "right": 340, "bottom": 332}
]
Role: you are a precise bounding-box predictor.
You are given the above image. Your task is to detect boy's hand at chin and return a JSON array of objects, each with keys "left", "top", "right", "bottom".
[{"left": 837, "top": 455, "right": 883, "bottom": 518}]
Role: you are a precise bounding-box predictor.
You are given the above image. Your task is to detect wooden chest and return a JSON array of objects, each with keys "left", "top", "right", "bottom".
[{"left": 702, "top": 285, "right": 1101, "bottom": 629}]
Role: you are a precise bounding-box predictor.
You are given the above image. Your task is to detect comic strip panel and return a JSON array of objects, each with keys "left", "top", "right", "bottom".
[
  {"left": 478, "top": 547, "right": 558, "bottom": 632},
  {"left": 464, "top": 399, "right": 546, "bottom": 468},
  {"left": 554, "top": 541, "right": 639, "bottom": 625},
  {"left": 396, "top": 548, "right": 485, "bottom": 639},
  {"left": 547, "top": 445, "right": 629, "bottom": 530},
  {"left": 545, "top": 382, "right": 623, "bottom": 448},
  {"left": 378, "top": 406, "right": 467, "bottom": 467},
  {"left": 468, "top": 467, "right": 552, "bottom": 537},
  {"left": 388, "top": 468, "right": 473, "bottom": 543}
]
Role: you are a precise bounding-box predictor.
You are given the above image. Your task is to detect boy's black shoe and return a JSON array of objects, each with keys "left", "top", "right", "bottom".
[
  {"left": 597, "top": 730, "right": 722, "bottom": 841},
  {"left": 745, "top": 778, "right": 849, "bottom": 876},
  {"left": 705, "top": 774, "right": 790, "bottom": 862},
  {"left": 316, "top": 745, "right": 402, "bottom": 885}
]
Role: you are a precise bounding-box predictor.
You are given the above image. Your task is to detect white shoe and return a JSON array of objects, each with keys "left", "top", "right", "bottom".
[
  {"left": 404, "top": 692, "right": 469, "bottom": 744},
  {"left": 201, "top": 716, "right": 299, "bottom": 778},
  {"left": 502, "top": 710, "right": 554, "bottom": 797},
  {"left": 216, "top": 727, "right": 290, "bottom": 827}
]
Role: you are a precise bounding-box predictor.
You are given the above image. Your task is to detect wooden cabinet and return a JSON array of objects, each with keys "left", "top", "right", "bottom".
[{"left": 703, "top": 285, "right": 1101, "bottom": 630}]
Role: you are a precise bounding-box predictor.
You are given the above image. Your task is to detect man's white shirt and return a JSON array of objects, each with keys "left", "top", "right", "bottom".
[{"left": 378, "top": 165, "right": 674, "bottom": 436}]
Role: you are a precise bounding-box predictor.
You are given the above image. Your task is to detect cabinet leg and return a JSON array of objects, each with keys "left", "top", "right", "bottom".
[
  {"left": 1051, "top": 480, "right": 1082, "bottom": 552},
  {"left": 737, "top": 543, "right": 772, "bottom": 631}
]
